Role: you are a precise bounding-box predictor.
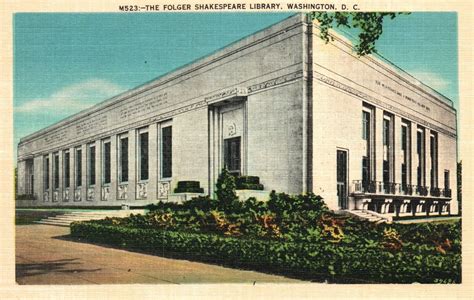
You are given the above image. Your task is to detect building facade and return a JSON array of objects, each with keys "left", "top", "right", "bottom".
[{"left": 16, "top": 14, "right": 458, "bottom": 218}]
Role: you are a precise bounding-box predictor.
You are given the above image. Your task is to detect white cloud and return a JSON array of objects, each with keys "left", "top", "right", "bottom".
[
  {"left": 15, "top": 79, "right": 126, "bottom": 114},
  {"left": 408, "top": 70, "right": 450, "bottom": 91}
]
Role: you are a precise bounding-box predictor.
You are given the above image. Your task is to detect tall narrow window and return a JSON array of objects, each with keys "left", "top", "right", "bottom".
[
  {"left": 102, "top": 140, "right": 111, "bottom": 184},
  {"left": 64, "top": 151, "right": 70, "bottom": 188},
  {"left": 430, "top": 132, "right": 438, "bottom": 188},
  {"left": 75, "top": 148, "right": 82, "bottom": 187},
  {"left": 44, "top": 155, "right": 50, "bottom": 190},
  {"left": 53, "top": 153, "right": 59, "bottom": 189},
  {"left": 401, "top": 121, "right": 411, "bottom": 192},
  {"left": 362, "top": 111, "right": 370, "bottom": 140},
  {"left": 25, "top": 159, "right": 34, "bottom": 195},
  {"left": 416, "top": 127, "right": 425, "bottom": 187},
  {"left": 162, "top": 126, "right": 172, "bottom": 178},
  {"left": 138, "top": 130, "right": 149, "bottom": 181},
  {"left": 382, "top": 114, "right": 393, "bottom": 193},
  {"left": 361, "top": 106, "right": 374, "bottom": 192},
  {"left": 336, "top": 150, "right": 348, "bottom": 209},
  {"left": 88, "top": 144, "right": 96, "bottom": 186},
  {"left": 444, "top": 170, "right": 450, "bottom": 190},
  {"left": 119, "top": 136, "right": 129, "bottom": 182},
  {"left": 224, "top": 137, "right": 241, "bottom": 176}
]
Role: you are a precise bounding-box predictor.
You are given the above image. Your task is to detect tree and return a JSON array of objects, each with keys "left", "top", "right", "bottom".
[
  {"left": 307, "top": 12, "right": 409, "bottom": 56},
  {"left": 215, "top": 168, "right": 239, "bottom": 212}
]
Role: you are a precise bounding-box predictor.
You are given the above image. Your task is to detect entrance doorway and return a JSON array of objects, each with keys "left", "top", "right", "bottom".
[
  {"left": 337, "top": 149, "right": 348, "bottom": 209},
  {"left": 224, "top": 137, "right": 241, "bottom": 176}
]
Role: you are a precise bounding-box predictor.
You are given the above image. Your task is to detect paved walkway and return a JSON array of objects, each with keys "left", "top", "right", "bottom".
[{"left": 16, "top": 225, "right": 301, "bottom": 284}]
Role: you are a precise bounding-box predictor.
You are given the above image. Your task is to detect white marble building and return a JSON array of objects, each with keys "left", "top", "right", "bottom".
[{"left": 16, "top": 14, "right": 458, "bottom": 218}]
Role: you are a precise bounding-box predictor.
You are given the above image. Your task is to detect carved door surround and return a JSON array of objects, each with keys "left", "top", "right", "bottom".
[{"left": 208, "top": 95, "right": 248, "bottom": 196}]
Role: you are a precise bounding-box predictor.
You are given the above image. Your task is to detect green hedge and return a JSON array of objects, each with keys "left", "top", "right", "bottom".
[
  {"left": 177, "top": 181, "right": 200, "bottom": 189},
  {"left": 236, "top": 176, "right": 264, "bottom": 190},
  {"left": 70, "top": 221, "right": 461, "bottom": 283},
  {"left": 236, "top": 183, "right": 264, "bottom": 190},
  {"left": 174, "top": 187, "right": 205, "bottom": 193},
  {"left": 236, "top": 176, "right": 260, "bottom": 185}
]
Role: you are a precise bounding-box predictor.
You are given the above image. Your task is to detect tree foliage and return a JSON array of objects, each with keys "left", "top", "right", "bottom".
[
  {"left": 307, "top": 12, "right": 409, "bottom": 56},
  {"left": 215, "top": 168, "right": 239, "bottom": 212}
]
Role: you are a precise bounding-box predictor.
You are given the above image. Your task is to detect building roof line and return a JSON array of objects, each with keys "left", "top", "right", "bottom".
[
  {"left": 313, "top": 20, "right": 455, "bottom": 108},
  {"left": 19, "top": 13, "right": 303, "bottom": 144}
]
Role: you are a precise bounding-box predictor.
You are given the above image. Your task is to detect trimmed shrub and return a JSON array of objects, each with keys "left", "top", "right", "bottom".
[
  {"left": 236, "top": 183, "right": 264, "bottom": 190},
  {"left": 177, "top": 181, "right": 201, "bottom": 189},
  {"left": 268, "top": 191, "right": 328, "bottom": 215},
  {"left": 235, "top": 176, "right": 264, "bottom": 190},
  {"left": 175, "top": 187, "right": 205, "bottom": 193},
  {"left": 174, "top": 181, "right": 205, "bottom": 193},
  {"left": 236, "top": 176, "right": 260, "bottom": 185}
]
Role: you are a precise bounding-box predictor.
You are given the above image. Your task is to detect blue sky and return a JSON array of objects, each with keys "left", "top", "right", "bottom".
[{"left": 14, "top": 12, "right": 458, "bottom": 157}]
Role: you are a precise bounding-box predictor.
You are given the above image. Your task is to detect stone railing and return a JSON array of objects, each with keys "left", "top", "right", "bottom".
[
  {"left": 352, "top": 180, "right": 452, "bottom": 198},
  {"left": 359, "top": 197, "right": 451, "bottom": 217}
]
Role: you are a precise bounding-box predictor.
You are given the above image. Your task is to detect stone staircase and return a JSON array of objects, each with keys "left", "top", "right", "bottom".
[
  {"left": 345, "top": 210, "right": 392, "bottom": 224},
  {"left": 34, "top": 210, "right": 146, "bottom": 227}
]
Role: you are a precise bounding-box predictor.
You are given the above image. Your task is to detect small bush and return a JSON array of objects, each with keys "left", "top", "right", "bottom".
[
  {"left": 174, "top": 187, "right": 205, "bottom": 193},
  {"left": 236, "top": 176, "right": 260, "bottom": 185},
  {"left": 177, "top": 181, "right": 201, "bottom": 189},
  {"left": 235, "top": 176, "right": 264, "bottom": 190},
  {"left": 268, "top": 191, "right": 328, "bottom": 215}
]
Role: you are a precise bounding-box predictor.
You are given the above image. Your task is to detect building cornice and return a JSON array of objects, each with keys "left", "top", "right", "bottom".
[
  {"left": 18, "top": 70, "right": 304, "bottom": 160},
  {"left": 19, "top": 14, "right": 306, "bottom": 145},
  {"left": 311, "top": 22, "right": 455, "bottom": 111}
]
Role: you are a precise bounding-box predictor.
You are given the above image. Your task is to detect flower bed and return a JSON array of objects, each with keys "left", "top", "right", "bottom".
[{"left": 70, "top": 191, "right": 461, "bottom": 283}]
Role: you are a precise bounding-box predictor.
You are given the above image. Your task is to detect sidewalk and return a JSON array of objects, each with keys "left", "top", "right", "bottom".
[{"left": 16, "top": 225, "right": 301, "bottom": 284}]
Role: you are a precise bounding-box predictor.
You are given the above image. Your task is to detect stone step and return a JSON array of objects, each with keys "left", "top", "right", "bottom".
[
  {"left": 64, "top": 212, "right": 142, "bottom": 217},
  {"left": 52, "top": 214, "right": 123, "bottom": 218},
  {"left": 344, "top": 210, "right": 389, "bottom": 223},
  {"left": 57, "top": 212, "right": 138, "bottom": 217},
  {"left": 34, "top": 220, "right": 71, "bottom": 227},
  {"left": 44, "top": 218, "right": 73, "bottom": 224},
  {"left": 47, "top": 216, "right": 107, "bottom": 222},
  {"left": 34, "top": 210, "right": 146, "bottom": 227},
  {"left": 48, "top": 215, "right": 117, "bottom": 221}
]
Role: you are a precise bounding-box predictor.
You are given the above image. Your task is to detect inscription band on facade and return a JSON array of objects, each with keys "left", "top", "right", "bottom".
[{"left": 313, "top": 72, "right": 456, "bottom": 139}]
